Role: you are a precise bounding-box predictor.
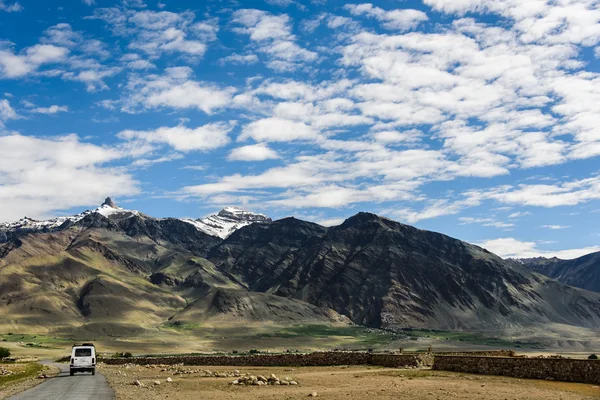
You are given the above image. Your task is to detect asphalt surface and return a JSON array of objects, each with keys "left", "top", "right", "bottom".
[{"left": 8, "top": 362, "right": 114, "bottom": 400}]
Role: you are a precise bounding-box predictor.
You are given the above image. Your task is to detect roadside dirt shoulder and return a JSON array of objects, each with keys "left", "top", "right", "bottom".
[{"left": 0, "top": 363, "right": 60, "bottom": 400}]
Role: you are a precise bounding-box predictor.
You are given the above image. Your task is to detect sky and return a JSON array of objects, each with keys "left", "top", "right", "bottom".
[{"left": 1, "top": 0, "right": 600, "bottom": 259}]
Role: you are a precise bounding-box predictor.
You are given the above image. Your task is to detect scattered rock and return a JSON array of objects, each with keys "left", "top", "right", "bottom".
[
  {"left": 133, "top": 380, "right": 143, "bottom": 387},
  {"left": 166, "top": 377, "right": 173, "bottom": 383},
  {"left": 154, "top": 380, "right": 161, "bottom": 385},
  {"left": 231, "top": 373, "right": 299, "bottom": 386},
  {"left": 309, "top": 392, "right": 318, "bottom": 397}
]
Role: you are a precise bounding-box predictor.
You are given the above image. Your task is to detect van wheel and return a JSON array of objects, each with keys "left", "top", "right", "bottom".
[
  {"left": 70, "top": 370, "right": 74, "bottom": 376},
  {"left": 92, "top": 370, "right": 96, "bottom": 376}
]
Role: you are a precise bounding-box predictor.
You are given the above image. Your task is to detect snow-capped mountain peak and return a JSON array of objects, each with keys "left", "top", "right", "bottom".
[
  {"left": 181, "top": 206, "right": 271, "bottom": 239},
  {"left": 0, "top": 197, "right": 136, "bottom": 234}
]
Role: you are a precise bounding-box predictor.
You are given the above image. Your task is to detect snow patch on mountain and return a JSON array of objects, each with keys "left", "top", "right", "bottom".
[{"left": 181, "top": 206, "right": 271, "bottom": 239}]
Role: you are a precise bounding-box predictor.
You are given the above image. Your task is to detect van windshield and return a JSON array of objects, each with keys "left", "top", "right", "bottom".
[{"left": 74, "top": 348, "right": 92, "bottom": 357}]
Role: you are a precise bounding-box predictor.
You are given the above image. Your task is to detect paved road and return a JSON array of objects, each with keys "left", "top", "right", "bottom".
[{"left": 9, "top": 362, "right": 114, "bottom": 400}]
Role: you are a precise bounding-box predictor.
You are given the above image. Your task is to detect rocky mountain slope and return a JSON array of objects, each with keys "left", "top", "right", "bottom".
[
  {"left": 0, "top": 200, "right": 344, "bottom": 334},
  {"left": 519, "top": 253, "right": 600, "bottom": 293},
  {"left": 209, "top": 212, "right": 600, "bottom": 333},
  {"left": 3, "top": 199, "right": 600, "bottom": 340}
]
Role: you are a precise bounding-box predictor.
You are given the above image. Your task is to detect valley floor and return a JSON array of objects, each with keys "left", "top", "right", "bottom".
[{"left": 100, "top": 364, "right": 600, "bottom": 400}]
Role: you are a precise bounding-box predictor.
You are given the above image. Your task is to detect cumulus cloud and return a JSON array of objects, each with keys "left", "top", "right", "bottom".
[
  {"left": 121, "top": 53, "right": 156, "bottom": 70},
  {"left": 117, "top": 68, "right": 236, "bottom": 113},
  {"left": 459, "top": 217, "right": 514, "bottom": 229},
  {"left": 0, "top": 134, "right": 139, "bottom": 222},
  {"left": 232, "top": 9, "right": 317, "bottom": 71},
  {"left": 467, "top": 175, "right": 600, "bottom": 208},
  {"left": 117, "top": 122, "right": 235, "bottom": 152},
  {"left": 228, "top": 143, "right": 280, "bottom": 161},
  {"left": 424, "top": 0, "right": 600, "bottom": 46},
  {"left": 218, "top": 53, "right": 259, "bottom": 65},
  {"left": 31, "top": 105, "right": 69, "bottom": 114},
  {"left": 0, "top": 98, "right": 18, "bottom": 126},
  {"left": 541, "top": 224, "right": 571, "bottom": 230},
  {"left": 371, "top": 129, "right": 422, "bottom": 144},
  {"left": 238, "top": 118, "right": 318, "bottom": 142},
  {"left": 474, "top": 237, "right": 600, "bottom": 260},
  {"left": 0, "top": 43, "right": 69, "bottom": 78},
  {"left": 90, "top": 8, "right": 217, "bottom": 58},
  {"left": 345, "top": 3, "right": 428, "bottom": 31},
  {"left": 0, "top": 0, "right": 22, "bottom": 12},
  {"left": 7, "top": 0, "right": 600, "bottom": 252}
]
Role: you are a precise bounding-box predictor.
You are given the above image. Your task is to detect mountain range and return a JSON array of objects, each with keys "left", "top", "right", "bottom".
[
  {"left": 517, "top": 253, "right": 600, "bottom": 293},
  {"left": 0, "top": 198, "right": 269, "bottom": 243},
  {"left": 2, "top": 198, "right": 600, "bottom": 344}
]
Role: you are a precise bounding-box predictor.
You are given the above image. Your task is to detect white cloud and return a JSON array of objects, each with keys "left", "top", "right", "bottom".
[
  {"left": 0, "top": 43, "right": 69, "bottom": 78},
  {"left": 117, "top": 123, "right": 235, "bottom": 152},
  {"left": 238, "top": 118, "right": 318, "bottom": 142},
  {"left": 508, "top": 211, "right": 531, "bottom": 218},
  {"left": 474, "top": 237, "right": 600, "bottom": 260},
  {"left": 371, "top": 129, "right": 422, "bottom": 144},
  {"left": 232, "top": 9, "right": 317, "bottom": 70},
  {"left": 119, "top": 70, "right": 236, "bottom": 114},
  {"left": 82, "top": 0, "right": 95, "bottom": 5},
  {"left": 228, "top": 143, "right": 280, "bottom": 161},
  {"left": 232, "top": 9, "right": 291, "bottom": 41},
  {"left": 265, "top": 0, "right": 294, "bottom": 6},
  {"left": 345, "top": 3, "right": 428, "bottom": 31},
  {"left": 0, "top": 133, "right": 139, "bottom": 222},
  {"left": 219, "top": 53, "right": 259, "bottom": 65},
  {"left": 61, "top": 65, "right": 121, "bottom": 92},
  {"left": 90, "top": 8, "right": 215, "bottom": 59},
  {"left": 0, "top": 0, "right": 22, "bottom": 12},
  {"left": 0, "top": 99, "right": 18, "bottom": 126},
  {"left": 467, "top": 175, "right": 600, "bottom": 208},
  {"left": 121, "top": 53, "right": 156, "bottom": 70},
  {"left": 424, "top": 0, "right": 600, "bottom": 46},
  {"left": 541, "top": 224, "right": 571, "bottom": 230},
  {"left": 459, "top": 217, "right": 514, "bottom": 229},
  {"left": 41, "top": 24, "right": 82, "bottom": 48},
  {"left": 389, "top": 196, "right": 481, "bottom": 223},
  {"left": 31, "top": 105, "right": 69, "bottom": 114},
  {"left": 131, "top": 153, "right": 183, "bottom": 168}
]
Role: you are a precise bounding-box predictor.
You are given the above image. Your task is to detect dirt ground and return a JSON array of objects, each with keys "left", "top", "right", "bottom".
[{"left": 100, "top": 364, "right": 600, "bottom": 400}]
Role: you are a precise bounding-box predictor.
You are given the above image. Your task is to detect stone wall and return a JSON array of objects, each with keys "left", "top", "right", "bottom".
[
  {"left": 433, "top": 356, "right": 600, "bottom": 385},
  {"left": 431, "top": 350, "right": 516, "bottom": 357},
  {"left": 103, "top": 351, "right": 600, "bottom": 385},
  {"left": 371, "top": 353, "right": 433, "bottom": 368},
  {"left": 103, "top": 352, "right": 432, "bottom": 368}
]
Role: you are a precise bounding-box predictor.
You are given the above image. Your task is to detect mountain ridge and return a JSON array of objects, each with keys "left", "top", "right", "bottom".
[
  {"left": 519, "top": 252, "right": 600, "bottom": 293},
  {"left": 0, "top": 199, "right": 270, "bottom": 243},
  {"left": 3, "top": 199, "right": 600, "bottom": 345}
]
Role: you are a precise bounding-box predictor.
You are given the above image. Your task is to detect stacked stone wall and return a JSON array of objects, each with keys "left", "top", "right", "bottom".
[
  {"left": 433, "top": 356, "right": 600, "bottom": 385},
  {"left": 103, "top": 351, "right": 600, "bottom": 385},
  {"left": 103, "top": 352, "right": 432, "bottom": 368}
]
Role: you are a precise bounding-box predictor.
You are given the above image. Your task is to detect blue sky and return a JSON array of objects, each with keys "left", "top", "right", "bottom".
[{"left": 1, "top": 0, "right": 600, "bottom": 259}]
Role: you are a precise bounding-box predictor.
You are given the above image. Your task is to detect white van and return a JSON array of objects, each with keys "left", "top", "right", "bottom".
[{"left": 70, "top": 344, "right": 96, "bottom": 376}]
